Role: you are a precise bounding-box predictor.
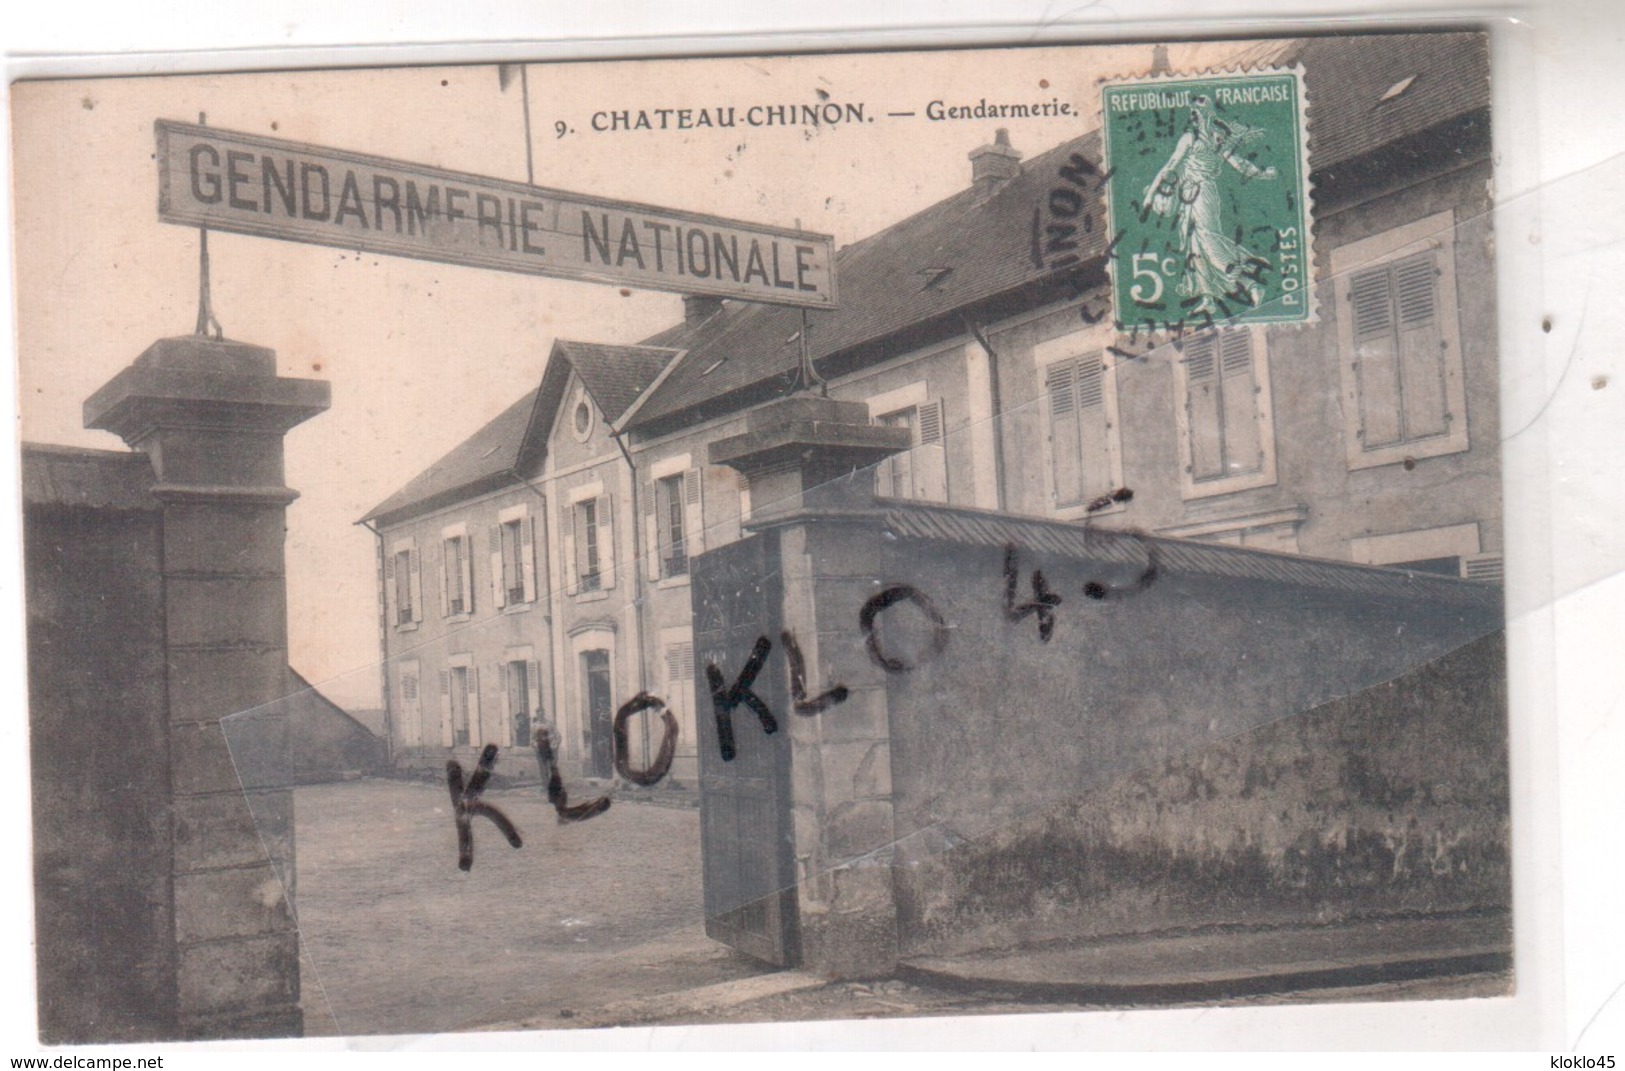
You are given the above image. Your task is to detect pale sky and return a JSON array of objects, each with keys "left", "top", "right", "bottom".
[{"left": 12, "top": 42, "right": 1249, "bottom": 707}]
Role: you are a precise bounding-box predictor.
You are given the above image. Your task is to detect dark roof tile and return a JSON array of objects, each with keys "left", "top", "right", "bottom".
[
  {"left": 21, "top": 444, "right": 157, "bottom": 511},
  {"left": 554, "top": 341, "right": 680, "bottom": 424},
  {"left": 361, "top": 341, "right": 679, "bottom": 524},
  {"left": 1294, "top": 32, "right": 1489, "bottom": 168},
  {"left": 359, "top": 388, "right": 538, "bottom": 524}
]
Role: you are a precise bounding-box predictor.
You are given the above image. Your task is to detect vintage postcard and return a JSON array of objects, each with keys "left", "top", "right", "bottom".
[{"left": 12, "top": 32, "right": 1510, "bottom": 1045}]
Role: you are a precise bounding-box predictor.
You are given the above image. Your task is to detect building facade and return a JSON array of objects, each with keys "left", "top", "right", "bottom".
[{"left": 363, "top": 33, "right": 1499, "bottom": 785}]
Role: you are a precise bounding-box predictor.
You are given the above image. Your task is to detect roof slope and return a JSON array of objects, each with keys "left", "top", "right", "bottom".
[
  {"left": 363, "top": 32, "right": 1491, "bottom": 522},
  {"left": 553, "top": 341, "right": 679, "bottom": 424},
  {"left": 1292, "top": 32, "right": 1489, "bottom": 170},
  {"left": 624, "top": 128, "right": 1108, "bottom": 430},
  {"left": 625, "top": 32, "right": 1489, "bottom": 433},
  {"left": 21, "top": 443, "right": 156, "bottom": 511},
  {"left": 361, "top": 341, "right": 678, "bottom": 525},
  {"left": 360, "top": 387, "right": 539, "bottom": 524}
]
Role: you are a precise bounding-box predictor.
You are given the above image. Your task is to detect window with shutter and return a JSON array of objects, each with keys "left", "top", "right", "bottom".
[
  {"left": 398, "top": 661, "right": 422, "bottom": 748},
  {"left": 875, "top": 408, "right": 916, "bottom": 499},
  {"left": 443, "top": 535, "right": 469, "bottom": 615},
  {"left": 505, "top": 659, "right": 531, "bottom": 746},
  {"left": 519, "top": 515, "right": 537, "bottom": 603},
  {"left": 1046, "top": 362, "right": 1083, "bottom": 508},
  {"left": 1045, "top": 353, "right": 1117, "bottom": 510},
  {"left": 597, "top": 495, "right": 616, "bottom": 589},
  {"left": 449, "top": 666, "right": 470, "bottom": 747},
  {"left": 658, "top": 473, "right": 687, "bottom": 577},
  {"left": 408, "top": 547, "right": 423, "bottom": 624},
  {"left": 438, "top": 669, "right": 453, "bottom": 747},
  {"left": 1177, "top": 330, "right": 1269, "bottom": 496},
  {"left": 915, "top": 400, "right": 948, "bottom": 502},
  {"left": 501, "top": 518, "right": 525, "bottom": 604},
  {"left": 683, "top": 468, "right": 705, "bottom": 556},
  {"left": 384, "top": 549, "right": 398, "bottom": 625},
  {"left": 392, "top": 549, "right": 413, "bottom": 626},
  {"left": 1333, "top": 216, "right": 1465, "bottom": 471},
  {"left": 873, "top": 402, "right": 948, "bottom": 503},
  {"left": 577, "top": 499, "right": 601, "bottom": 592}
]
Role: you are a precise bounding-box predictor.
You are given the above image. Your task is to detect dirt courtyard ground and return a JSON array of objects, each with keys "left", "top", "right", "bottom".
[{"left": 292, "top": 777, "right": 770, "bottom": 1039}]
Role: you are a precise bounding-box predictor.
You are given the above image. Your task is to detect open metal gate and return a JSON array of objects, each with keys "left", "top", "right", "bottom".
[{"left": 690, "top": 531, "right": 800, "bottom": 966}]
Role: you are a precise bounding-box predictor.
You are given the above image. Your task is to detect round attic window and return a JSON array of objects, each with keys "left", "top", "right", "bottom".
[{"left": 571, "top": 395, "right": 594, "bottom": 441}]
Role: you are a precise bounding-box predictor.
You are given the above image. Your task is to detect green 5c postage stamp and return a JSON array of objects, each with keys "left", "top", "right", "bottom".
[{"left": 1103, "top": 68, "right": 1312, "bottom": 333}]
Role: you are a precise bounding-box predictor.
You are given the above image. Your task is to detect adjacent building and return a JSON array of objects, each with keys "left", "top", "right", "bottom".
[{"left": 362, "top": 33, "right": 1499, "bottom": 785}]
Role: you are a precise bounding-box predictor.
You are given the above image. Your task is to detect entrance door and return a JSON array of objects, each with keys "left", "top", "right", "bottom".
[
  {"left": 692, "top": 531, "right": 799, "bottom": 966},
  {"left": 582, "top": 650, "right": 614, "bottom": 778},
  {"left": 449, "top": 666, "right": 470, "bottom": 746},
  {"left": 506, "top": 660, "right": 531, "bottom": 747}
]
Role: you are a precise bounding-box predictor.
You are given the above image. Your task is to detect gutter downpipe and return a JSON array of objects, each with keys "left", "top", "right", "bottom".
[
  {"left": 606, "top": 427, "right": 651, "bottom": 699},
  {"left": 963, "top": 316, "right": 1008, "bottom": 512},
  {"left": 356, "top": 518, "right": 394, "bottom": 765}
]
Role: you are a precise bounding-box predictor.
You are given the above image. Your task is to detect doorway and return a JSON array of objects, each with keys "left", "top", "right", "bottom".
[{"left": 582, "top": 649, "right": 613, "bottom": 778}]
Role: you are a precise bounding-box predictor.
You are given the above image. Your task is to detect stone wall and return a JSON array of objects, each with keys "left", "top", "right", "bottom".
[
  {"left": 26, "top": 494, "right": 175, "bottom": 1044},
  {"left": 894, "top": 630, "right": 1509, "bottom": 954}
]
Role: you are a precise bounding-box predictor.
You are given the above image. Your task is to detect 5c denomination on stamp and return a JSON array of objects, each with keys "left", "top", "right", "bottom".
[{"left": 1103, "top": 68, "right": 1313, "bottom": 333}]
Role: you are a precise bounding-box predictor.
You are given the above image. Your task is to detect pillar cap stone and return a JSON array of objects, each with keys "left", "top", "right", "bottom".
[
  {"left": 84, "top": 337, "right": 330, "bottom": 445},
  {"left": 708, "top": 395, "right": 911, "bottom": 478}
]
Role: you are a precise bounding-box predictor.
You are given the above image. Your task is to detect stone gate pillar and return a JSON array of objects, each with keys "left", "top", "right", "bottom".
[
  {"left": 710, "top": 395, "right": 910, "bottom": 978},
  {"left": 85, "top": 336, "right": 329, "bottom": 1039}
]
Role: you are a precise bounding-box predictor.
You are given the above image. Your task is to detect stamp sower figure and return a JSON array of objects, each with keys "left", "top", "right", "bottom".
[{"left": 1142, "top": 93, "right": 1277, "bottom": 315}]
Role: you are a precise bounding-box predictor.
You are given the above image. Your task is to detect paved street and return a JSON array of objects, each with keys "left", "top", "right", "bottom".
[{"left": 292, "top": 778, "right": 767, "bottom": 1038}]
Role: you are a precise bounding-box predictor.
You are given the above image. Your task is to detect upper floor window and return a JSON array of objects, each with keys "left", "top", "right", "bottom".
[
  {"left": 874, "top": 400, "right": 947, "bottom": 502},
  {"left": 385, "top": 539, "right": 421, "bottom": 629},
  {"left": 1042, "top": 350, "right": 1122, "bottom": 514},
  {"left": 578, "top": 500, "right": 601, "bottom": 591},
  {"left": 1174, "top": 329, "right": 1276, "bottom": 499},
  {"left": 646, "top": 460, "right": 705, "bottom": 582},
  {"left": 501, "top": 520, "right": 526, "bottom": 604},
  {"left": 565, "top": 489, "right": 615, "bottom": 596},
  {"left": 440, "top": 528, "right": 473, "bottom": 617},
  {"left": 1332, "top": 210, "right": 1468, "bottom": 470},
  {"left": 487, "top": 506, "right": 537, "bottom": 609},
  {"left": 658, "top": 473, "right": 688, "bottom": 577}
]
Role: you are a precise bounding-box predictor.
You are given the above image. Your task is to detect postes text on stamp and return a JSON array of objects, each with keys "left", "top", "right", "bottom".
[{"left": 1103, "top": 68, "right": 1312, "bottom": 334}]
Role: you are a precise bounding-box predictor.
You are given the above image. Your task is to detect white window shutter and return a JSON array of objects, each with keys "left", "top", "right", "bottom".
[
  {"left": 436, "top": 541, "right": 448, "bottom": 617},
  {"left": 644, "top": 482, "right": 660, "bottom": 579},
  {"left": 384, "top": 550, "right": 398, "bottom": 625},
  {"left": 439, "top": 670, "right": 454, "bottom": 747},
  {"left": 1219, "top": 332, "right": 1263, "bottom": 476},
  {"left": 499, "top": 662, "right": 512, "bottom": 740},
  {"left": 916, "top": 402, "right": 947, "bottom": 503},
  {"left": 598, "top": 495, "right": 616, "bottom": 589},
  {"left": 1047, "top": 361, "right": 1083, "bottom": 508},
  {"left": 1184, "top": 335, "right": 1223, "bottom": 480},
  {"left": 468, "top": 666, "right": 481, "bottom": 746},
  {"left": 684, "top": 468, "right": 705, "bottom": 555},
  {"left": 520, "top": 515, "right": 538, "bottom": 603},
  {"left": 1350, "top": 265, "right": 1403, "bottom": 448},
  {"left": 408, "top": 546, "right": 424, "bottom": 624},
  {"left": 526, "top": 660, "right": 542, "bottom": 721},
  {"left": 399, "top": 667, "right": 421, "bottom": 747},
  {"left": 563, "top": 505, "right": 578, "bottom": 595},
  {"left": 488, "top": 524, "right": 506, "bottom": 609},
  {"left": 461, "top": 537, "right": 475, "bottom": 614}
]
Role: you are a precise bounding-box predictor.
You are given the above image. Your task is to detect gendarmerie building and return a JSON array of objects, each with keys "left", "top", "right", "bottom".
[{"left": 361, "top": 32, "right": 1498, "bottom": 786}]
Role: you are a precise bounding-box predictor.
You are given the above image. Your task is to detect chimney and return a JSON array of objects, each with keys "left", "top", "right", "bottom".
[
  {"left": 683, "top": 294, "right": 724, "bottom": 326},
  {"left": 969, "top": 128, "right": 1022, "bottom": 194}
]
